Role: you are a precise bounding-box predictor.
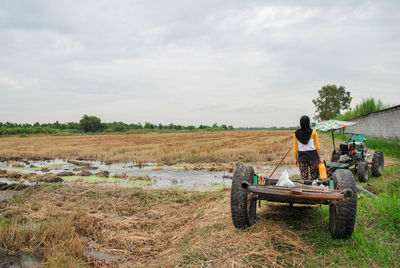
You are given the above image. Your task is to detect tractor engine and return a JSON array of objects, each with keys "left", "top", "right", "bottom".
[
  {"left": 331, "top": 142, "right": 356, "bottom": 163},
  {"left": 337, "top": 142, "right": 355, "bottom": 163}
]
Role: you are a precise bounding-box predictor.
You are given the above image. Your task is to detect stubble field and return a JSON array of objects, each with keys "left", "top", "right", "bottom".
[
  {"left": 0, "top": 130, "right": 296, "bottom": 165},
  {"left": 1, "top": 130, "right": 398, "bottom": 267}
]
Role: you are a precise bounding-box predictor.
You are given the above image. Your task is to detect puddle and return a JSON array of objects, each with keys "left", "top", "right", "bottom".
[
  {"left": 0, "top": 159, "right": 300, "bottom": 190},
  {"left": 254, "top": 165, "right": 300, "bottom": 180},
  {"left": 0, "top": 254, "right": 42, "bottom": 268},
  {"left": 0, "top": 178, "right": 36, "bottom": 186},
  {"left": 83, "top": 247, "right": 118, "bottom": 262}
]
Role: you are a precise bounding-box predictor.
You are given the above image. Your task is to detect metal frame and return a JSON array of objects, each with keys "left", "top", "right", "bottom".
[{"left": 242, "top": 181, "right": 352, "bottom": 205}]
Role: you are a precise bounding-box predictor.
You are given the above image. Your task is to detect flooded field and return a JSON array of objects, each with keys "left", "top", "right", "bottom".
[
  {"left": 0, "top": 158, "right": 300, "bottom": 191},
  {"left": 0, "top": 253, "right": 42, "bottom": 268},
  {"left": 0, "top": 131, "right": 314, "bottom": 267}
]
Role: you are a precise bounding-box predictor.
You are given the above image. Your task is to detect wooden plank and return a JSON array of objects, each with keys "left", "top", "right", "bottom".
[{"left": 246, "top": 185, "right": 345, "bottom": 204}]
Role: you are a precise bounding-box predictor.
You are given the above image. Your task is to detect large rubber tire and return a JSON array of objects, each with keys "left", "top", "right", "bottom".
[
  {"left": 371, "top": 151, "right": 384, "bottom": 177},
  {"left": 331, "top": 149, "right": 340, "bottom": 162},
  {"left": 231, "top": 165, "right": 257, "bottom": 229},
  {"left": 357, "top": 161, "right": 369, "bottom": 182},
  {"left": 329, "top": 169, "right": 357, "bottom": 239}
]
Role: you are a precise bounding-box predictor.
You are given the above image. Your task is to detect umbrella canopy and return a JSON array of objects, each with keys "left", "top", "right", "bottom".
[{"left": 314, "top": 120, "right": 357, "bottom": 132}]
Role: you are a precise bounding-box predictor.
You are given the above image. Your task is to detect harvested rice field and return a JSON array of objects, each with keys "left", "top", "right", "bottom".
[
  {"left": 0, "top": 185, "right": 312, "bottom": 267},
  {"left": 1, "top": 130, "right": 396, "bottom": 267},
  {"left": 0, "top": 130, "right": 296, "bottom": 165}
]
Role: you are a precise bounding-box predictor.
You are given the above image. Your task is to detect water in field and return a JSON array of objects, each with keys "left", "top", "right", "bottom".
[
  {"left": 0, "top": 159, "right": 231, "bottom": 190},
  {"left": 0, "top": 254, "right": 42, "bottom": 268},
  {"left": 0, "top": 158, "right": 299, "bottom": 190}
]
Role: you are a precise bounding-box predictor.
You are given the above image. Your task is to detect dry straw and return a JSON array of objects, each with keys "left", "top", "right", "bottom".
[
  {"left": 0, "top": 130, "right": 297, "bottom": 165},
  {"left": 1, "top": 184, "right": 311, "bottom": 266}
]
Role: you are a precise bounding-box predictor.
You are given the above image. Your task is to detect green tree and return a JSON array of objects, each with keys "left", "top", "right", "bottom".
[
  {"left": 312, "top": 84, "right": 352, "bottom": 121},
  {"left": 79, "top": 115, "right": 104, "bottom": 133},
  {"left": 110, "top": 121, "right": 127, "bottom": 132},
  {"left": 144, "top": 122, "right": 155, "bottom": 129}
]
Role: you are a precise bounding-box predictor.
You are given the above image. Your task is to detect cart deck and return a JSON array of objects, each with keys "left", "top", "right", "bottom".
[
  {"left": 241, "top": 182, "right": 352, "bottom": 205},
  {"left": 231, "top": 165, "right": 357, "bottom": 239}
]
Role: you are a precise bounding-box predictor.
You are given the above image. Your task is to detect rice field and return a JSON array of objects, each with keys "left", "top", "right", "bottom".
[
  {"left": 0, "top": 185, "right": 310, "bottom": 267},
  {"left": 0, "top": 130, "right": 296, "bottom": 165},
  {"left": 0, "top": 130, "right": 399, "bottom": 267}
]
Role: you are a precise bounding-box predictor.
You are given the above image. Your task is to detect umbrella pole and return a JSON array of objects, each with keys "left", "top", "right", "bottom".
[{"left": 331, "top": 130, "right": 336, "bottom": 149}]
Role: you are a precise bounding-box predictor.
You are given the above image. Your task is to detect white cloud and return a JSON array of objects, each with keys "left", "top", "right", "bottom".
[{"left": 0, "top": 0, "right": 399, "bottom": 126}]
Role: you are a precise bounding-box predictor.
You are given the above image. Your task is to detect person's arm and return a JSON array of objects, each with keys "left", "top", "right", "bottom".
[
  {"left": 317, "top": 148, "right": 322, "bottom": 162},
  {"left": 293, "top": 134, "right": 299, "bottom": 165},
  {"left": 314, "top": 131, "right": 323, "bottom": 162}
]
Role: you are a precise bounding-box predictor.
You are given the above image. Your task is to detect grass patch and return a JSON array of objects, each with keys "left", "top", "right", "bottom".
[
  {"left": 366, "top": 138, "right": 400, "bottom": 158},
  {"left": 130, "top": 187, "right": 227, "bottom": 206},
  {"left": 61, "top": 175, "right": 154, "bottom": 186},
  {"left": 297, "top": 180, "right": 400, "bottom": 266},
  {"left": 357, "top": 165, "right": 400, "bottom": 194},
  {"left": 384, "top": 165, "right": 400, "bottom": 177},
  {"left": 209, "top": 183, "right": 229, "bottom": 191}
]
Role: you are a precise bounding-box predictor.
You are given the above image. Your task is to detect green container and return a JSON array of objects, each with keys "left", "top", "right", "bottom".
[{"left": 329, "top": 179, "right": 334, "bottom": 190}]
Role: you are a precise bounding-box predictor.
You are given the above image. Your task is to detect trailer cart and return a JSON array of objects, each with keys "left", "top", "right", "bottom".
[{"left": 231, "top": 165, "right": 357, "bottom": 239}]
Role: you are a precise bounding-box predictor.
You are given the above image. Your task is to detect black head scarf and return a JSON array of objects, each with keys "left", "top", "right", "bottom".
[{"left": 295, "top": 115, "right": 313, "bottom": 144}]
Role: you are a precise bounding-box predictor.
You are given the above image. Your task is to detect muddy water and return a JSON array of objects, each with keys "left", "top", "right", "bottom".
[
  {"left": 0, "top": 159, "right": 300, "bottom": 190},
  {"left": 0, "top": 254, "right": 42, "bottom": 268},
  {"left": 0, "top": 178, "right": 35, "bottom": 185}
]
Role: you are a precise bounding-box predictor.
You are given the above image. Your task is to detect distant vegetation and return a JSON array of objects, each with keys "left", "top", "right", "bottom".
[
  {"left": 0, "top": 115, "right": 235, "bottom": 136},
  {"left": 237, "top": 126, "right": 297, "bottom": 130},
  {"left": 336, "top": 97, "right": 390, "bottom": 121}
]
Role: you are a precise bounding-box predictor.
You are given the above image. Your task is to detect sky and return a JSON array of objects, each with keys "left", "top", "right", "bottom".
[{"left": 0, "top": 0, "right": 399, "bottom": 127}]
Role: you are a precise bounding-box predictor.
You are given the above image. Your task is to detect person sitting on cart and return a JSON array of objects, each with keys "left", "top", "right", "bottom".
[{"left": 294, "top": 115, "right": 323, "bottom": 181}]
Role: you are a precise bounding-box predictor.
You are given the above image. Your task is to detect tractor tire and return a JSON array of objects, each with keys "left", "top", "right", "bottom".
[
  {"left": 357, "top": 161, "right": 369, "bottom": 182},
  {"left": 371, "top": 151, "right": 384, "bottom": 177},
  {"left": 231, "top": 165, "right": 257, "bottom": 229},
  {"left": 329, "top": 169, "right": 357, "bottom": 239},
  {"left": 331, "top": 150, "right": 340, "bottom": 162}
]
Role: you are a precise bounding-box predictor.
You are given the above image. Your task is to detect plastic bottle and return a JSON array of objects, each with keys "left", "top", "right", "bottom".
[{"left": 319, "top": 161, "right": 327, "bottom": 180}]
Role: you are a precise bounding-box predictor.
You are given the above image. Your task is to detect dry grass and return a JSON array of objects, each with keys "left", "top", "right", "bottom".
[
  {"left": 0, "top": 184, "right": 311, "bottom": 267},
  {"left": 0, "top": 131, "right": 341, "bottom": 266},
  {"left": 0, "top": 130, "right": 297, "bottom": 165}
]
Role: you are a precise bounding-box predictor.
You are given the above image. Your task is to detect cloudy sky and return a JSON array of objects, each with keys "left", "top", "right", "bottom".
[{"left": 0, "top": 0, "right": 399, "bottom": 127}]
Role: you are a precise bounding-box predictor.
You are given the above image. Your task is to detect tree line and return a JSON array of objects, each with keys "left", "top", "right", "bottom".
[{"left": 0, "top": 115, "right": 234, "bottom": 135}]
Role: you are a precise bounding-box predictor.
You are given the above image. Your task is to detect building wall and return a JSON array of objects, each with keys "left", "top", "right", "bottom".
[{"left": 344, "top": 105, "right": 400, "bottom": 141}]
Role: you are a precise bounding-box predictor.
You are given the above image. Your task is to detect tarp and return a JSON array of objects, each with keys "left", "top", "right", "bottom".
[{"left": 314, "top": 120, "right": 357, "bottom": 132}]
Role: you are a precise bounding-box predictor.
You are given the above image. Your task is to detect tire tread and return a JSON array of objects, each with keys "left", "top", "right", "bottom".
[
  {"left": 231, "top": 165, "right": 255, "bottom": 228},
  {"left": 330, "top": 169, "right": 357, "bottom": 239}
]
